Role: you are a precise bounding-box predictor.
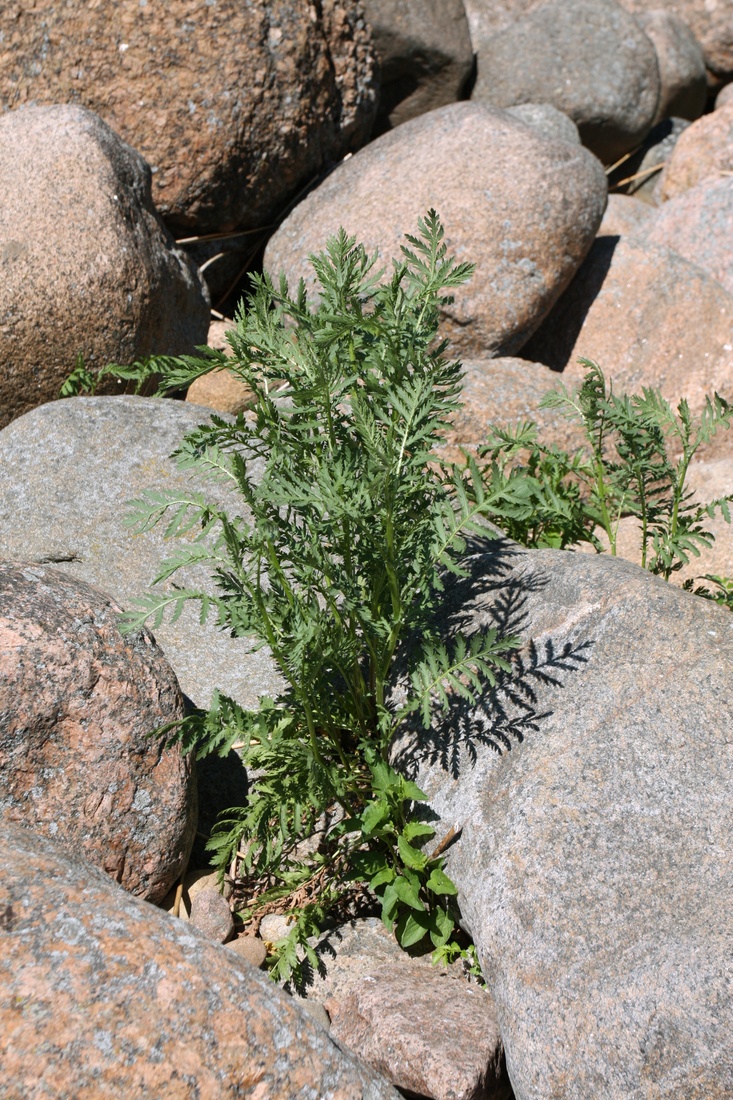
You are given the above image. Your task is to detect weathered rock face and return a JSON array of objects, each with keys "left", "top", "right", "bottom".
[
  {"left": 635, "top": 9, "right": 706, "bottom": 123},
  {"left": 0, "top": 1, "right": 378, "bottom": 234},
  {"left": 0, "top": 397, "right": 284, "bottom": 711},
  {"left": 0, "top": 821, "right": 400, "bottom": 1099},
  {"left": 619, "top": 0, "right": 733, "bottom": 81},
  {"left": 521, "top": 235, "right": 733, "bottom": 453},
  {"left": 0, "top": 104, "right": 209, "bottom": 430},
  {"left": 393, "top": 543, "right": 733, "bottom": 1100},
  {"left": 657, "top": 101, "right": 733, "bottom": 200},
  {"left": 362, "top": 0, "right": 473, "bottom": 131},
  {"left": 293, "top": 919, "right": 513, "bottom": 1100},
  {"left": 644, "top": 176, "right": 733, "bottom": 295},
  {"left": 0, "top": 564, "right": 194, "bottom": 903},
  {"left": 265, "top": 102, "right": 607, "bottom": 359},
  {"left": 469, "top": 0, "right": 660, "bottom": 163}
]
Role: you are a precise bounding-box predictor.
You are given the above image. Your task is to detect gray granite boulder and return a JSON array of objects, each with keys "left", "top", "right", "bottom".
[
  {"left": 0, "top": 396, "right": 284, "bottom": 710},
  {"left": 265, "top": 101, "right": 607, "bottom": 359},
  {"left": 0, "top": 820, "right": 399, "bottom": 1099},
  {"left": 470, "top": 0, "right": 660, "bottom": 163},
  {"left": 393, "top": 543, "right": 733, "bottom": 1100}
]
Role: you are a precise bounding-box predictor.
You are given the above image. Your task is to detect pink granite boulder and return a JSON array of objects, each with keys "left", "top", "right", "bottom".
[
  {"left": 0, "top": 563, "right": 195, "bottom": 903},
  {"left": 265, "top": 101, "right": 608, "bottom": 359},
  {"left": 0, "top": 820, "right": 399, "bottom": 1099},
  {"left": 657, "top": 100, "right": 733, "bottom": 200}
]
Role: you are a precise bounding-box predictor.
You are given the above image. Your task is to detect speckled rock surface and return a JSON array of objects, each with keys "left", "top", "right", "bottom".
[
  {"left": 189, "top": 886, "right": 235, "bottom": 944},
  {"left": 294, "top": 919, "right": 512, "bottom": 1100},
  {"left": 265, "top": 102, "right": 607, "bottom": 359},
  {"left": 657, "top": 101, "right": 733, "bottom": 200},
  {"left": 362, "top": 0, "right": 473, "bottom": 130},
  {"left": 393, "top": 543, "right": 733, "bottom": 1100},
  {"left": 644, "top": 175, "right": 733, "bottom": 294},
  {"left": 0, "top": 104, "right": 209, "bottom": 430},
  {"left": 521, "top": 235, "right": 733, "bottom": 456},
  {"left": 619, "top": 0, "right": 733, "bottom": 81},
  {"left": 470, "top": 0, "right": 660, "bottom": 163},
  {"left": 0, "top": 564, "right": 194, "bottom": 903},
  {"left": 439, "top": 357, "right": 587, "bottom": 465},
  {"left": 0, "top": 397, "right": 285, "bottom": 710},
  {"left": 0, "top": 1, "right": 378, "bottom": 234},
  {"left": 0, "top": 821, "right": 400, "bottom": 1099},
  {"left": 504, "top": 103, "right": 581, "bottom": 145}
]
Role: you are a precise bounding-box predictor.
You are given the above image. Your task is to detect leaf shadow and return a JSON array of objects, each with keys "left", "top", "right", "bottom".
[{"left": 394, "top": 536, "right": 593, "bottom": 780}]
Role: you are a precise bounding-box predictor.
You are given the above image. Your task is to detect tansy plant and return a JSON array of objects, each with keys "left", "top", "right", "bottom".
[{"left": 119, "top": 213, "right": 521, "bottom": 985}]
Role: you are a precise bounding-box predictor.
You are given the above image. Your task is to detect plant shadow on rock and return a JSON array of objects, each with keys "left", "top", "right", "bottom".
[{"left": 393, "top": 536, "right": 593, "bottom": 782}]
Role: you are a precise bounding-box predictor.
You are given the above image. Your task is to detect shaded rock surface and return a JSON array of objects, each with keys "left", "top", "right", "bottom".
[
  {"left": 0, "top": 1, "right": 378, "bottom": 233},
  {"left": 644, "top": 176, "right": 733, "bottom": 295},
  {"left": 635, "top": 9, "right": 707, "bottom": 123},
  {"left": 0, "top": 820, "right": 400, "bottom": 1099},
  {"left": 0, "top": 104, "right": 209, "bottom": 430},
  {"left": 393, "top": 543, "right": 733, "bottom": 1100},
  {"left": 363, "top": 0, "right": 473, "bottom": 130},
  {"left": 294, "top": 919, "right": 512, "bottom": 1100},
  {"left": 0, "top": 396, "right": 284, "bottom": 710},
  {"left": 521, "top": 235, "right": 733, "bottom": 455},
  {"left": 265, "top": 102, "right": 607, "bottom": 359},
  {"left": 657, "top": 101, "right": 733, "bottom": 200},
  {"left": 610, "top": 117, "right": 691, "bottom": 204},
  {"left": 0, "top": 564, "right": 194, "bottom": 903},
  {"left": 470, "top": 0, "right": 660, "bottom": 163}
]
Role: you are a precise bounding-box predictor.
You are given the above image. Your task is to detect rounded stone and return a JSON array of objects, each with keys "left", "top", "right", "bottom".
[
  {"left": 470, "top": 0, "right": 660, "bottom": 163},
  {"left": 0, "top": 563, "right": 195, "bottom": 903},
  {"left": 521, "top": 234, "right": 733, "bottom": 460},
  {"left": 505, "top": 103, "right": 581, "bottom": 145},
  {"left": 635, "top": 9, "right": 707, "bottom": 124},
  {"left": 264, "top": 101, "right": 608, "bottom": 359},
  {"left": 0, "top": 104, "right": 210, "bottom": 430}
]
